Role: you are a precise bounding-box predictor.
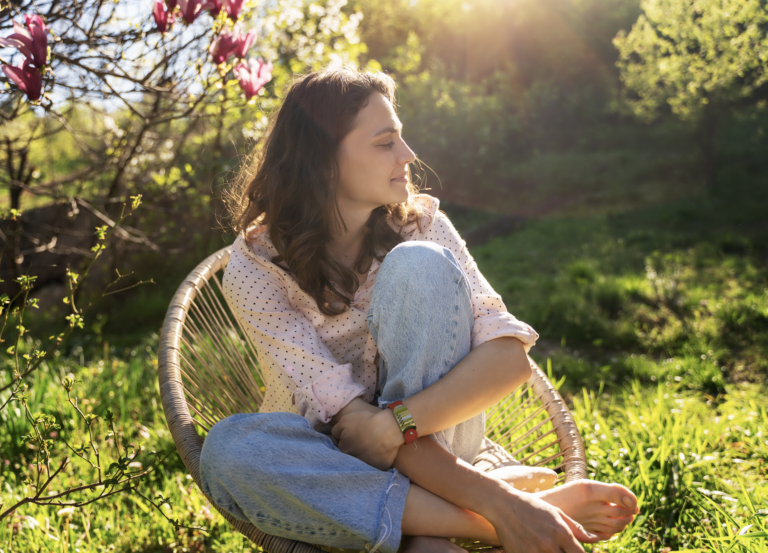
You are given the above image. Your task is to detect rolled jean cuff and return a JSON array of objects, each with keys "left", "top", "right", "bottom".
[{"left": 368, "top": 469, "right": 410, "bottom": 553}]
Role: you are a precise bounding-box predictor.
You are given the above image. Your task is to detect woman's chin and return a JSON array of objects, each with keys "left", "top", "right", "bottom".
[{"left": 389, "top": 181, "right": 410, "bottom": 203}]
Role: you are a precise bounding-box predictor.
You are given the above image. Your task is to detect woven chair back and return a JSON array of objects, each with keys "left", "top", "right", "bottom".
[{"left": 159, "top": 246, "right": 587, "bottom": 553}]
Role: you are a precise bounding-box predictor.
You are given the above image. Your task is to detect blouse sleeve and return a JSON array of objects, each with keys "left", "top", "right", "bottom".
[
  {"left": 222, "top": 237, "right": 367, "bottom": 428},
  {"left": 421, "top": 210, "right": 539, "bottom": 352}
]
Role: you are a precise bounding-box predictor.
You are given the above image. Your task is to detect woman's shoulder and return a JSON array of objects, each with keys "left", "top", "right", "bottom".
[
  {"left": 224, "top": 229, "right": 286, "bottom": 287},
  {"left": 229, "top": 224, "right": 279, "bottom": 262},
  {"left": 394, "top": 193, "right": 442, "bottom": 237},
  {"left": 411, "top": 192, "right": 440, "bottom": 215},
  {"left": 398, "top": 193, "right": 462, "bottom": 240}
]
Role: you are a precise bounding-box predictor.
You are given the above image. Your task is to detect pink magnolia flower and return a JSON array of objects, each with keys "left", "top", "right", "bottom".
[
  {"left": 209, "top": 30, "right": 238, "bottom": 64},
  {"left": 0, "top": 14, "right": 48, "bottom": 68},
  {"left": 234, "top": 57, "right": 272, "bottom": 99},
  {"left": 178, "top": 0, "right": 204, "bottom": 23},
  {"left": 24, "top": 14, "right": 47, "bottom": 35},
  {"left": 202, "top": 0, "right": 223, "bottom": 17},
  {"left": 165, "top": 0, "right": 178, "bottom": 11},
  {"left": 234, "top": 25, "right": 257, "bottom": 58},
  {"left": 223, "top": 0, "right": 244, "bottom": 20},
  {"left": 209, "top": 23, "right": 257, "bottom": 64},
  {"left": 153, "top": 0, "right": 177, "bottom": 33},
  {"left": 2, "top": 58, "right": 43, "bottom": 101}
]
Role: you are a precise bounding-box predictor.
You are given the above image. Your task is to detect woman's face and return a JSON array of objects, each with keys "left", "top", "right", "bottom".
[{"left": 336, "top": 92, "right": 416, "bottom": 213}]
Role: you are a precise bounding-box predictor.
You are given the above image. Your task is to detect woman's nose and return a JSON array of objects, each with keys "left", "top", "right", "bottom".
[{"left": 397, "top": 137, "right": 417, "bottom": 165}]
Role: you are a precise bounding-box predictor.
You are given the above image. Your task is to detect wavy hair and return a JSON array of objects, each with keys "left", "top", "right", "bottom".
[{"left": 225, "top": 67, "right": 423, "bottom": 316}]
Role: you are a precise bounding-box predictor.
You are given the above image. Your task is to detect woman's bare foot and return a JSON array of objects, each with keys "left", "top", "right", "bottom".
[
  {"left": 487, "top": 465, "right": 557, "bottom": 492},
  {"left": 535, "top": 480, "right": 639, "bottom": 540},
  {"left": 400, "top": 536, "right": 467, "bottom": 553}
]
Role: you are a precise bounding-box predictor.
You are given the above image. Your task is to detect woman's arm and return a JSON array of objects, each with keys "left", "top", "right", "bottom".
[
  {"left": 334, "top": 203, "right": 537, "bottom": 464},
  {"left": 334, "top": 404, "right": 595, "bottom": 552},
  {"left": 330, "top": 336, "right": 530, "bottom": 469},
  {"left": 403, "top": 336, "right": 530, "bottom": 436}
]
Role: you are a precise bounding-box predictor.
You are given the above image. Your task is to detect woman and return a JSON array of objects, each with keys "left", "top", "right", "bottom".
[{"left": 200, "top": 67, "right": 639, "bottom": 553}]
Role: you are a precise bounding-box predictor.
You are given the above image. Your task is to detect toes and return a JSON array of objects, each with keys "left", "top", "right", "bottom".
[
  {"left": 586, "top": 515, "right": 635, "bottom": 534},
  {"left": 583, "top": 481, "right": 639, "bottom": 513},
  {"left": 597, "top": 502, "right": 637, "bottom": 518},
  {"left": 608, "top": 514, "right": 635, "bottom": 529},
  {"left": 607, "top": 483, "right": 639, "bottom": 513},
  {"left": 587, "top": 523, "right": 621, "bottom": 536}
]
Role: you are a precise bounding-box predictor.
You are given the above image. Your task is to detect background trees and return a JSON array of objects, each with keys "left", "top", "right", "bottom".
[{"left": 614, "top": 0, "right": 768, "bottom": 188}]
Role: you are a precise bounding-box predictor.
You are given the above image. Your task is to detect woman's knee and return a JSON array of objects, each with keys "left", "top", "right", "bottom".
[
  {"left": 374, "top": 241, "right": 469, "bottom": 309},
  {"left": 382, "top": 240, "right": 461, "bottom": 280}
]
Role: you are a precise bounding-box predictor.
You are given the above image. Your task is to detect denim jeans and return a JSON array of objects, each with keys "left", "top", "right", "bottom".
[{"left": 199, "top": 241, "right": 485, "bottom": 553}]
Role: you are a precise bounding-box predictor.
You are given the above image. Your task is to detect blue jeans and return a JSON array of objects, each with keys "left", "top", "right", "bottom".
[{"left": 200, "top": 241, "right": 485, "bottom": 553}]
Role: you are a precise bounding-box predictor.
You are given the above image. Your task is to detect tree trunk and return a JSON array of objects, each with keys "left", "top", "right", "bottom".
[
  {"left": 698, "top": 106, "right": 719, "bottom": 191},
  {"left": 3, "top": 139, "right": 28, "bottom": 298}
]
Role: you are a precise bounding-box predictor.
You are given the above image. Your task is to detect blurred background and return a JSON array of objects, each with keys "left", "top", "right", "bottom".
[{"left": 1, "top": 0, "right": 767, "bottom": 551}]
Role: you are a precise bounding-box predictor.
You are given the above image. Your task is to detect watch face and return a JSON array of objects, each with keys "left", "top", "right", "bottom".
[{"left": 392, "top": 404, "right": 416, "bottom": 431}]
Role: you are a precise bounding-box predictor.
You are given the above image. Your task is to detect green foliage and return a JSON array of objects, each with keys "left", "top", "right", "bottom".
[
  {"left": 255, "top": 0, "right": 376, "bottom": 93},
  {"left": 3, "top": 0, "right": 768, "bottom": 548},
  {"left": 469, "top": 171, "right": 768, "bottom": 393},
  {"left": 354, "top": 0, "right": 639, "bottom": 84},
  {"left": 351, "top": 0, "right": 765, "bottom": 211},
  {"left": 397, "top": 67, "right": 524, "bottom": 200},
  {"left": 614, "top": 0, "right": 768, "bottom": 120}
]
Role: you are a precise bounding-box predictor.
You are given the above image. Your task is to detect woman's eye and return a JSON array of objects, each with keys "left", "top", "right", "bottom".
[{"left": 381, "top": 141, "right": 395, "bottom": 149}]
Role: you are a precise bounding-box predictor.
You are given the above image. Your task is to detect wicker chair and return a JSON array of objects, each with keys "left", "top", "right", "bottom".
[{"left": 158, "top": 246, "right": 588, "bottom": 553}]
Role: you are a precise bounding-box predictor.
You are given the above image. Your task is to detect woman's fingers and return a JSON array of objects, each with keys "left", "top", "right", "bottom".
[
  {"left": 498, "top": 526, "right": 583, "bottom": 553},
  {"left": 493, "top": 496, "right": 596, "bottom": 553},
  {"left": 330, "top": 410, "right": 400, "bottom": 470},
  {"left": 331, "top": 418, "right": 344, "bottom": 440}
]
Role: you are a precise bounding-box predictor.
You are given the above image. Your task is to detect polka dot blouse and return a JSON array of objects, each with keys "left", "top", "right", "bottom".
[{"left": 222, "top": 194, "right": 539, "bottom": 428}]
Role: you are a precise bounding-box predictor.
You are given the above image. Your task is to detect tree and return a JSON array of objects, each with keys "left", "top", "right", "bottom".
[
  {"left": 614, "top": 0, "right": 768, "bottom": 188},
  {"left": 0, "top": 0, "right": 368, "bottom": 530}
]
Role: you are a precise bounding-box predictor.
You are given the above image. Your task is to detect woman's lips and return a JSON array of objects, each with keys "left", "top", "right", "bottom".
[{"left": 390, "top": 176, "right": 407, "bottom": 183}]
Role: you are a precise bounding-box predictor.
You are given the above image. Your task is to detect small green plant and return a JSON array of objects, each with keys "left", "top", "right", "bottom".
[{"left": 0, "top": 197, "right": 202, "bottom": 543}]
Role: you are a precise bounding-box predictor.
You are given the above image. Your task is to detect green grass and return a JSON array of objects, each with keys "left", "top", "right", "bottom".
[
  {"left": 573, "top": 381, "right": 767, "bottom": 552},
  {"left": 1, "top": 346, "right": 765, "bottom": 552}
]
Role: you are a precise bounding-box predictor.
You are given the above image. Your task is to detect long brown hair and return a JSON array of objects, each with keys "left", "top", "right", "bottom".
[{"left": 226, "top": 67, "right": 423, "bottom": 316}]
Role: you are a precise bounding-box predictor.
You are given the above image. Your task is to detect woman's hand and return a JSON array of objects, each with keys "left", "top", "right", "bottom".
[
  {"left": 331, "top": 402, "right": 404, "bottom": 470},
  {"left": 483, "top": 484, "right": 599, "bottom": 553}
]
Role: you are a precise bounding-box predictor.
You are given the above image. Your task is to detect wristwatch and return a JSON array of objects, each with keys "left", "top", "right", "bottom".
[{"left": 387, "top": 400, "right": 419, "bottom": 444}]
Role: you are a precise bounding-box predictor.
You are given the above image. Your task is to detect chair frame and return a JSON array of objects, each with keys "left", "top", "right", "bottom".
[{"left": 159, "top": 246, "right": 588, "bottom": 553}]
